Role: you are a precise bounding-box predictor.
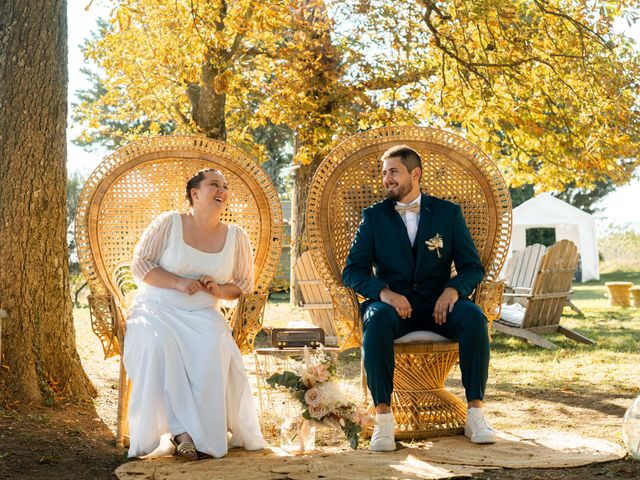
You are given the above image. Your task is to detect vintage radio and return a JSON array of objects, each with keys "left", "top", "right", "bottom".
[{"left": 271, "top": 328, "right": 325, "bottom": 349}]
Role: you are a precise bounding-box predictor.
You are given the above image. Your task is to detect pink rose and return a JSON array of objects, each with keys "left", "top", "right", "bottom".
[
  {"left": 311, "top": 364, "right": 330, "bottom": 383},
  {"left": 304, "top": 387, "right": 322, "bottom": 406},
  {"left": 308, "top": 402, "right": 328, "bottom": 420},
  {"left": 352, "top": 407, "right": 374, "bottom": 427}
]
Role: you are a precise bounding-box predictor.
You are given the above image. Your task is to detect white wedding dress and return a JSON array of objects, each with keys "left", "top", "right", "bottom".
[{"left": 123, "top": 212, "right": 265, "bottom": 459}]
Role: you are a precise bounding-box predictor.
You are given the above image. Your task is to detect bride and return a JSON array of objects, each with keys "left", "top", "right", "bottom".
[{"left": 123, "top": 168, "right": 266, "bottom": 460}]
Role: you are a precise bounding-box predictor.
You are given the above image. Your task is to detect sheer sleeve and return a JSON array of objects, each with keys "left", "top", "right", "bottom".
[
  {"left": 230, "top": 225, "right": 255, "bottom": 294},
  {"left": 131, "top": 212, "right": 175, "bottom": 283}
]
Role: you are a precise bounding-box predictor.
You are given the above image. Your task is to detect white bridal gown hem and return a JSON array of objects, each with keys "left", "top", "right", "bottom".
[{"left": 123, "top": 214, "right": 265, "bottom": 459}]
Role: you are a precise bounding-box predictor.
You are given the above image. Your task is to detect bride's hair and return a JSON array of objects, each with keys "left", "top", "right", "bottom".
[{"left": 186, "top": 168, "right": 225, "bottom": 205}]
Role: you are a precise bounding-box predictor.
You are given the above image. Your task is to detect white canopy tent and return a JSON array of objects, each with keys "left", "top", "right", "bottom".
[{"left": 503, "top": 193, "right": 600, "bottom": 282}]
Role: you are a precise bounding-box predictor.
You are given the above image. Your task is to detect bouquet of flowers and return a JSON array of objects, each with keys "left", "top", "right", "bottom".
[{"left": 266, "top": 346, "right": 372, "bottom": 449}]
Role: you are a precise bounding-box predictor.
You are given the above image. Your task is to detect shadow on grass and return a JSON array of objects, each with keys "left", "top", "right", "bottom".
[
  {"left": 491, "top": 323, "right": 638, "bottom": 355},
  {"left": 488, "top": 383, "right": 635, "bottom": 418},
  {"left": 598, "top": 271, "right": 640, "bottom": 284},
  {"left": 471, "top": 459, "right": 640, "bottom": 480},
  {"left": 487, "top": 297, "right": 639, "bottom": 416}
]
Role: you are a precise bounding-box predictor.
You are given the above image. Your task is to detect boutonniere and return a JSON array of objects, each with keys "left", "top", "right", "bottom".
[{"left": 425, "top": 233, "right": 443, "bottom": 258}]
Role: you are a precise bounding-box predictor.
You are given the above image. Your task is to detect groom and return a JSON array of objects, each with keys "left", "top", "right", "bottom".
[{"left": 342, "top": 145, "right": 496, "bottom": 451}]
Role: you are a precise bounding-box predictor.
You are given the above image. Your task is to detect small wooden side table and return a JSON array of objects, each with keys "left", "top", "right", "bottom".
[
  {"left": 631, "top": 286, "right": 640, "bottom": 308},
  {"left": 254, "top": 347, "right": 340, "bottom": 441},
  {"left": 605, "top": 282, "right": 633, "bottom": 307}
]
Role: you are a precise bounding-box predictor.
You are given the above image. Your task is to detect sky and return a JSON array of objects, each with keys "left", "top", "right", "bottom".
[{"left": 66, "top": 1, "right": 640, "bottom": 232}]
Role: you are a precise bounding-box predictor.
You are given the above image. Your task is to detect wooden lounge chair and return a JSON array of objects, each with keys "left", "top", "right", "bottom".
[
  {"left": 294, "top": 251, "right": 337, "bottom": 342},
  {"left": 74, "top": 135, "right": 283, "bottom": 446},
  {"left": 494, "top": 240, "right": 595, "bottom": 349},
  {"left": 504, "top": 244, "right": 547, "bottom": 304},
  {"left": 305, "top": 126, "right": 512, "bottom": 438},
  {"left": 505, "top": 243, "right": 583, "bottom": 316}
]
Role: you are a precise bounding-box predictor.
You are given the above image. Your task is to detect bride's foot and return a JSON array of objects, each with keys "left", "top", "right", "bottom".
[{"left": 172, "top": 432, "right": 198, "bottom": 461}]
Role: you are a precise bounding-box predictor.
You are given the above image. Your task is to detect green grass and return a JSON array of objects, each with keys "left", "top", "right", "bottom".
[
  {"left": 488, "top": 270, "right": 640, "bottom": 400},
  {"left": 572, "top": 271, "right": 640, "bottom": 302}
]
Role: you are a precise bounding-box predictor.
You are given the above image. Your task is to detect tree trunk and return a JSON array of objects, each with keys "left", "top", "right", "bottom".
[
  {"left": 0, "top": 0, "right": 95, "bottom": 403},
  {"left": 288, "top": 2, "right": 342, "bottom": 305},
  {"left": 290, "top": 155, "right": 323, "bottom": 305},
  {"left": 186, "top": 59, "right": 226, "bottom": 140}
]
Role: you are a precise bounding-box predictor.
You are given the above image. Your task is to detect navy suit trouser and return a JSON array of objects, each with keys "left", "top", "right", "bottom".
[{"left": 361, "top": 296, "right": 490, "bottom": 405}]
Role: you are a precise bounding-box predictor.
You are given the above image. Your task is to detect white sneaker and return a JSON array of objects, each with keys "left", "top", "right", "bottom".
[
  {"left": 370, "top": 412, "right": 396, "bottom": 451},
  {"left": 465, "top": 407, "right": 497, "bottom": 444}
]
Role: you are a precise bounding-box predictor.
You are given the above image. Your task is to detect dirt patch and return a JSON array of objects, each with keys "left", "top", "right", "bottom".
[
  {"left": 0, "top": 403, "right": 122, "bottom": 479},
  {"left": 0, "top": 306, "right": 122, "bottom": 479}
]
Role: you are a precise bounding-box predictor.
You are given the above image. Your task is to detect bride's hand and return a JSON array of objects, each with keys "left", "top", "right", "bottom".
[
  {"left": 199, "top": 275, "right": 220, "bottom": 297},
  {"left": 176, "top": 277, "right": 204, "bottom": 295}
]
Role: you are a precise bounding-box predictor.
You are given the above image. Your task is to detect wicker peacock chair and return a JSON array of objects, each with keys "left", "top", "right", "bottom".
[
  {"left": 75, "top": 135, "right": 283, "bottom": 446},
  {"left": 306, "top": 126, "right": 511, "bottom": 438}
]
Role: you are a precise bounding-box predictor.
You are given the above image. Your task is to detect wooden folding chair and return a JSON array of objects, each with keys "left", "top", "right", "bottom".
[
  {"left": 294, "top": 251, "right": 337, "bottom": 342},
  {"left": 505, "top": 243, "right": 582, "bottom": 315},
  {"left": 494, "top": 240, "right": 595, "bottom": 349},
  {"left": 506, "top": 244, "right": 547, "bottom": 302}
]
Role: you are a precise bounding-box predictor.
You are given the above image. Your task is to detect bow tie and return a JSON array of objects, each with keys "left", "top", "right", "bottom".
[{"left": 395, "top": 203, "right": 420, "bottom": 214}]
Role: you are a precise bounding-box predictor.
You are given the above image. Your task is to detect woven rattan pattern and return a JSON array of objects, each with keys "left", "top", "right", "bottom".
[
  {"left": 75, "top": 136, "right": 283, "bottom": 358},
  {"left": 86, "top": 294, "right": 120, "bottom": 356}
]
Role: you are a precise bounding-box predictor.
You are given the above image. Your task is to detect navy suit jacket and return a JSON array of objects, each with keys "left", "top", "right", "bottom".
[{"left": 342, "top": 193, "right": 484, "bottom": 303}]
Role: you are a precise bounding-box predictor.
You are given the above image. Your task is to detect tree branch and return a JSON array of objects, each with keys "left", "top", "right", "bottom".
[{"left": 533, "top": 0, "right": 612, "bottom": 51}]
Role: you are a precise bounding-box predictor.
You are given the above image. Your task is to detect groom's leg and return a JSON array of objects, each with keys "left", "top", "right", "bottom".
[
  {"left": 361, "top": 301, "right": 415, "bottom": 406},
  {"left": 419, "top": 299, "right": 490, "bottom": 402}
]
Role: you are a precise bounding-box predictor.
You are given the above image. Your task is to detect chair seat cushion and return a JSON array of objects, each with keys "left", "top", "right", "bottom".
[
  {"left": 394, "top": 330, "right": 449, "bottom": 343},
  {"left": 499, "top": 302, "right": 525, "bottom": 327}
]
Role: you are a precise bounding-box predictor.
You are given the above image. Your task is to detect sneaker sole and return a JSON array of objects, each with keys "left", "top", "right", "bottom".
[
  {"left": 470, "top": 437, "right": 497, "bottom": 444},
  {"left": 465, "top": 426, "right": 497, "bottom": 444},
  {"left": 370, "top": 444, "right": 397, "bottom": 452}
]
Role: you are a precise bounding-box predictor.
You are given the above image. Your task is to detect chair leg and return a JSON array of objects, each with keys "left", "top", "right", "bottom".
[
  {"left": 362, "top": 349, "right": 466, "bottom": 438},
  {"left": 565, "top": 299, "right": 584, "bottom": 317},
  {"left": 557, "top": 326, "right": 596, "bottom": 345},
  {"left": 391, "top": 387, "right": 466, "bottom": 439},
  {"left": 360, "top": 360, "right": 368, "bottom": 403},
  {"left": 116, "top": 356, "right": 129, "bottom": 448},
  {"left": 392, "top": 349, "right": 466, "bottom": 438},
  {"left": 493, "top": 321, "right": 559, "bottom": 349}
]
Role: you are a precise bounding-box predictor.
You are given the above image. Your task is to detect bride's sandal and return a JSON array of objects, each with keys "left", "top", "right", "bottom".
[{"left": 171, "top": 434, "right": 198, "bottom": 461}]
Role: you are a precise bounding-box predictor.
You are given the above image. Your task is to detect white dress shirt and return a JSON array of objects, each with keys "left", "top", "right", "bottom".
[{"left": 396, "top": 194, "right": 421, "bottom": 246}]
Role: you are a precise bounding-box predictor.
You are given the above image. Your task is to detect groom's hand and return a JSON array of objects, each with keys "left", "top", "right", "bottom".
[
  {"left": 433, "top": 287, "right": 459, "bottom": 324},
  {"left": 380, "top": 287, "right": 412, "bottom": 319}
]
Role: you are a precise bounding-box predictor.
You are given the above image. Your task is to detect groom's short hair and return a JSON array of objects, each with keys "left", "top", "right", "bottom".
[{"left": 381, "top": 145, "right": 422, "bottom": 180}]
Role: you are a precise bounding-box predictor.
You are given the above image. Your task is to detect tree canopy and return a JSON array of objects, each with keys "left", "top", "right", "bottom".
[{"left": 75, "top": 0, "right": 640, "bottom": 192}]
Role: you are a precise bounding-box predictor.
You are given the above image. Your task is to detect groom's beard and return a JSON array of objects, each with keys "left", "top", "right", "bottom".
[{"left": 385, "top": 179, "right": 413, "bottom": 201}]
